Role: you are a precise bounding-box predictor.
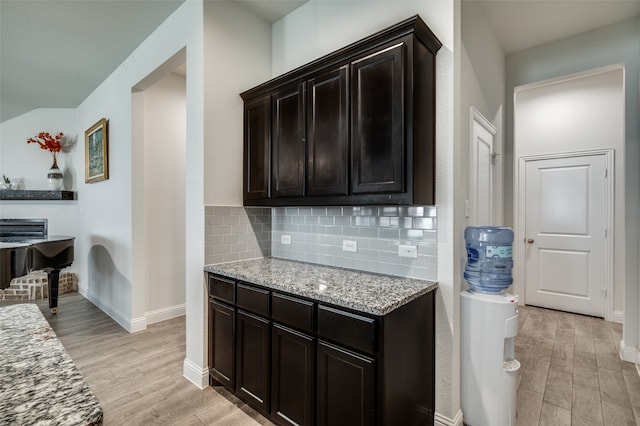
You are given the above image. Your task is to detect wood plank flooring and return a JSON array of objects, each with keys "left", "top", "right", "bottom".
[
  {"left": 2, "top": 293, "right": 639, "bottom": 425},
  {"left": 1, "top": 293, "right": 273, "bottom": 425},
  {"left": 516, "top": 305, "right": 640, "bottom": 425}
]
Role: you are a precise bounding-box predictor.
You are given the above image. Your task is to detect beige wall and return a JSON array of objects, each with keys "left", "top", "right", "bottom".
[{"left": 203, "top": 1, "right": 272, "bottom": 207}]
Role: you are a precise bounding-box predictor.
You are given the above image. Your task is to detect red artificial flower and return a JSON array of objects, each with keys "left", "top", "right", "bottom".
[{"left": 27, "top": 131, "right": 64, "bottom": 154}]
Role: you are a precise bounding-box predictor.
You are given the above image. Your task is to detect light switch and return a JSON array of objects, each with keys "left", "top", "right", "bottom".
[{"left": 281, "top": 235, "right": 292, "bottom": 245}]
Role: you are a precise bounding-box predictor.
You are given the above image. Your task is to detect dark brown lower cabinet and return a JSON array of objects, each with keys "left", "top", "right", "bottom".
[
  {"left": 209, "top": 299, "right": 235, "bottom": 389},
  {"left": 271, "top": 324, "right": 315, "bottom": 426},
  {"left": 317, "top": 341, "right": 375, "bottom": 426},
  {"left": 236, "top": 310, "right": 270, "bottom": 415},
  {"left": 207, "top": 273, "right": 435, "bottom": 426}
]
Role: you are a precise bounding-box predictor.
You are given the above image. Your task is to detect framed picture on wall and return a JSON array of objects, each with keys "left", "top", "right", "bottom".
[{"left": 85, "top": 118, "right": 109, "bottom": 183}]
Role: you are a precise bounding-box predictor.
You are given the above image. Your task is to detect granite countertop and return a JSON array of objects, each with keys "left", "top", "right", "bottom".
[
  {"left": 0, "top": 303, "right": 103, "bottom": 425},
  {"left": 205, "top": 258, "right": 438, "bottom": 316}
]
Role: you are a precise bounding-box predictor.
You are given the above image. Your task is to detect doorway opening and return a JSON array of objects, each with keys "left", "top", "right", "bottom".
[
  {"left": 131, "top": 49, "right": 187, "bottom": 329},
  {"left": 469, "top": 107, "right": 498, "bottom": 226},
  {"left": 512, "top": 65, "right": 624, "bottom": 322}
]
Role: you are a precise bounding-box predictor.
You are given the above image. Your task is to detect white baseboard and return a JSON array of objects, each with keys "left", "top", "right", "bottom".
[
  {"left": 435, "top": 409, "right": 463, "bottom": 426},
  {"left": 130, "top": 316, "right": 147, "bottom": 333},
  {"left": 620, "top": 339, "right": 639, "bottom": 364},
  {"left": 183, "top": 358, "right": 208, "bottom": 389},
  {"left": 131, "top": 303, "right": 186, "bottom": 332},
  {"left": 612, "top": 310, "right": 624, "bottom": 324},
  {"left": 81, "top": 288, "right": 133, "bottom": 333},
  {"left": 78, "top": 289, "right": 185, "bottom": 333},
  {"left": 145, "top": 303, "right": 186, "bottom": 325}
]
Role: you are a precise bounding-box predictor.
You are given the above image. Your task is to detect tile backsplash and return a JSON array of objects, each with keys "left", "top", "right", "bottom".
[
  {"left": 205, "top": 205, "right": 437, "bottom": 281},
  {"left": 204, "top": 206, "right": 271, "bottom": 265},
  {"left": 272, "top": 206, "right": 437, "bottom": 280}
]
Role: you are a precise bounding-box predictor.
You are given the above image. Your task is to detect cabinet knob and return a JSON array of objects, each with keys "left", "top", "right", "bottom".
[{"left": 527, "top": 238, "right": 534, "bottom": 244}]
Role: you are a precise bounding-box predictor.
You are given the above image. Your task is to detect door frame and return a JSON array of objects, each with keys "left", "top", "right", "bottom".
[
  {"left": 515, "top": 149, "right": 614, "bottom": 320},
  {"left": 469, "top": 107, "right": 498, "bottom": 226}
]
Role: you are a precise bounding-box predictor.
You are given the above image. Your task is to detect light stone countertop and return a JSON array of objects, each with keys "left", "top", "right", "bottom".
[
  {"left": 204, "top": 257, "right": 438, "bottom": 316},
  {"left": 0, "top": 303, "right": 103, "bottom": 425}
]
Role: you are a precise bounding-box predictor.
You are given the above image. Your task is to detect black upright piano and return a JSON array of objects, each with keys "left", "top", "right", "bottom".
[{"left": 0, "top": 219, "right": 74, "bottom": 314}]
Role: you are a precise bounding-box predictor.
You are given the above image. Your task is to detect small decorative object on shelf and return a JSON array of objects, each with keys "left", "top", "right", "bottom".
[
  {"left": 2, "top": 175, "right": 20, "bottom": 190},
  {"left": 47, "top": 157, "right": 64, "bottom": 190},
  {"left": 27, "top": 131, "right": 64, "bottom": 190}
]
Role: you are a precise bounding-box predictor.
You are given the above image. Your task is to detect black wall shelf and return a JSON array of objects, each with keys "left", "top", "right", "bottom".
[{"left": 0, "top": 190, "right": 77, "bottom": 201}]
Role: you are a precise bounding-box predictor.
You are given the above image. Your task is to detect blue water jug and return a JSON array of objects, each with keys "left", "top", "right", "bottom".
[{"left": 464, "top": 226, "right": 514, "bottom": 293}]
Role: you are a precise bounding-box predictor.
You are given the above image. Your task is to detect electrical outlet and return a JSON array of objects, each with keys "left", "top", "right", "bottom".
[
  {"left": 342, "top": 240, "right": 357, "bottom": 252},
  {"left": 281, "top": 235, "right": 292, "bottom": 245},
  {"left": 398, "top": 244, "right": 418, "bottom": 258}
]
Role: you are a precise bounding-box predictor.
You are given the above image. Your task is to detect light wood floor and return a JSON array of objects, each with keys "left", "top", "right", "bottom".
[
  {"left": 3, "top": 293, "right": 639, "bottom": 425},
  {"left": 2, "top": 292, "right": 273, "bottom": 425},
  {"left": 516, "top": 305, "right": 640, "bottom": 425}
]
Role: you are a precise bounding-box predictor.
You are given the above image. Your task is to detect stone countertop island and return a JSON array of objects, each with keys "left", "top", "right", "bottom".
[
  {"left": 0, "top": 303, "right": 103, "bottom": 425},
  {"left": 205, "top": 257, "right": 438, "bottom": 316}
]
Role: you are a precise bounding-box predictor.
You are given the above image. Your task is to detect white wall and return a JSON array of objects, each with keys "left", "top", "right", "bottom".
[
  {"left": 273, "top": 0, "right": 453, "bottom": 77},
  {"left": 203, "top": 1, "right": 272, "bottom": 207},
  {"left": 141, "top": 72, "right": 187, "bottom": 320},
  {"left": 71, "top": 0, "right": 206, "bottom": 387},
  {"left": 506, "top": 17, "right": 640, "bottom": 362},
  {"left": 272, "top": 1, "right": 459, "bottom": 422},
  {"left": 0, "top": 108, "right": 80, "bottom": 276},
  {"left": 0, "top": 108, "right": 78, "bottom": 191},
  {"left": 460, "top": 1, "right": 505, "bottom": 227},
  {"left": 515, "top": 69, "right": 624, "bottom": 156}
]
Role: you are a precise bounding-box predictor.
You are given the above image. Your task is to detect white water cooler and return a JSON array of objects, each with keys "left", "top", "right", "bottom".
[{"left": 461, "top": 290, "right": 520, "bottom": 426}]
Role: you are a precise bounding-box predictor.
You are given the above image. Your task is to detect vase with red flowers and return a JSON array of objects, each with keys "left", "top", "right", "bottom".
[{"left": 27, "top": 131, "right": 64, "bottom": 190}]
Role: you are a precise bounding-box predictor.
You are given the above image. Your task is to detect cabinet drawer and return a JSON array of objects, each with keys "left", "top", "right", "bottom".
[
  {"left": 317, "top": 305, "right": 376, "bottom": 355},
  {"left": 209, "top": 275, "right": 235, "bottom": 304},
  {"left": 237, "top": 283, "right": 270, "bottom": 317},
  {"left": 272, "top": 293, "right": 314, "bottom": 333}
]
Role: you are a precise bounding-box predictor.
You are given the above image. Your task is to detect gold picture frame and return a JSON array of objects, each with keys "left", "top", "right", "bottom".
[{"left": 85, "top": 118, "right": 109, "bottom": 183}]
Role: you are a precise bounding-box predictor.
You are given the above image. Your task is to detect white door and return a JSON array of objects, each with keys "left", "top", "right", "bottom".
[
  {"left": 524, "top": 153, "right": 608, "bottom": 317},
  {"left": 470, "top": 108, "right": 497, "bottom": 225}
]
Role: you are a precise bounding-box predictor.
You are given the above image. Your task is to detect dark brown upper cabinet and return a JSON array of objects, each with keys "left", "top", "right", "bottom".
[
  {"left": 272, "top": 82, "right": 306, "bottom": 198},
  {"left": 351, "top": 41, "right": 405, "bottom": 196},
  {"left": 243, "top": 94, "right": 271, "bottom": 201},
  {"left": 241, "top": 15, "right": 442, "bottom": 206},
  {"left": 307, "top": 66, "right": 349, "bottom": 197}
]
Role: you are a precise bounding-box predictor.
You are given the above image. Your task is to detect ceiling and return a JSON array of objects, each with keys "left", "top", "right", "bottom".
[
  {"left": 1, "top": 0, "right": 638, "bottom": 124},
  {"left": 478, "top": 0, "right": 640, "bottom": 54}
]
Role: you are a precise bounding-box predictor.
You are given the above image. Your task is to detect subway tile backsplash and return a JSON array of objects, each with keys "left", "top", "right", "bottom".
[
  {"left": 204, "top": 205, "right": 437, "bottom": 281},
  {"left": 272, "top": 206, "right": 437, "bottom": 281},
  {"left": 204, "top": 206, "right": 271, "bottom": 265}
]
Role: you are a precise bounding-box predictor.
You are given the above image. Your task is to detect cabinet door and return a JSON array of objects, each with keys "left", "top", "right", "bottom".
[
  {"left": 236, "top": 310, "right": 270, "bottom": 414},
  {"left": 272, "top": 82, "right": 305, "bottom": 198},
  {"left": 317, "top": 341, "right": 375, "bottom": 426},
  {"left": 209, "top": 299, "right": 235, "bottom": 390},
  {"left": 244, "top": 94, "right": 271, "bottom": 201},
  {"left": 307, "top": 66, "right": 349, "bottom": 196},
  {"left": 351, "top": 42, "right": 405, "bottom": 195},
  {"left": 271, "top": 324, "right": 315, "bottom": 426}
]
